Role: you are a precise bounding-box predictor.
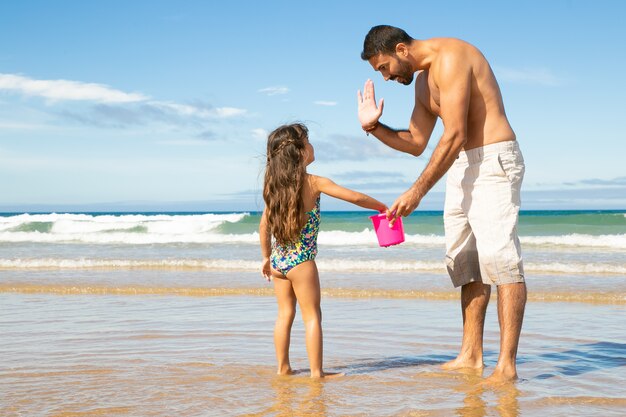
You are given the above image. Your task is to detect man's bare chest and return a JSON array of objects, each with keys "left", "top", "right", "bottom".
[{"left": 416, "top": 73, "right": 441, "bottom": 116}]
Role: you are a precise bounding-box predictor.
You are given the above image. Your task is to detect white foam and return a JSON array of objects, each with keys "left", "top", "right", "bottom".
[
  {"left": 0, "top": 258, "right": 444, "bottom": 272},
  {"left": 1, "top": 258, "right": 624, "bottom": 275},
  {"left": 525, "top": 262, "right": 626, "bottom": 275},
  {"left": 0, "top": 258, "right": 259, "bottom": 270},
  {"left": 319, "top": 230, "right": 445, "bottom": 246},
  {"left": 0, "top": 212, "right": 251, "bottom": 244},
  {"left": 521, "top": 234, "right": 626, "bottom": 249}
]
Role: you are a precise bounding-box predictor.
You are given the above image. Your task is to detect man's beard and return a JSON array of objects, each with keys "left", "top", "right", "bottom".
[{"left": 392, "top": 60, "right": 414, "bottom": 85}]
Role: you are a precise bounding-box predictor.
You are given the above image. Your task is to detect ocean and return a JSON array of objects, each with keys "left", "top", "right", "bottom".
[{"left": 1, "top": 209, "right": 625, "bottom": 416}]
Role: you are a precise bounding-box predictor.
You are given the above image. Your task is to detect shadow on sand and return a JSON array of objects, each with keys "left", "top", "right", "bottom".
[
  {"left": 535, "top": 341, "right": 626, "bottom": 379},
  {"left": 333, "top": 354, "right": 453, "bottom": 374}
]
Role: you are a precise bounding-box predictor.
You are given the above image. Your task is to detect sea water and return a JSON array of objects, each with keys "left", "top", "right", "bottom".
[{"left": 1, "top": 210, "right": 625, "bottom": 416}]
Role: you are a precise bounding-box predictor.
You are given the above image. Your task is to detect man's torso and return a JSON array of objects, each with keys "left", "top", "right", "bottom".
[{"left": 414, "top": 38, "right": 516, "bottom": 150}]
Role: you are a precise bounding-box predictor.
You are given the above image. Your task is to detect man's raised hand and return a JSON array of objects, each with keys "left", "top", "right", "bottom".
[{"left": 357, "top": 79, "right": 384, "bottom": 130}]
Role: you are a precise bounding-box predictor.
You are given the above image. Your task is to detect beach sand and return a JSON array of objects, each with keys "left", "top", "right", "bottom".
[{"left": 1, "top": 271, "right": 625, "bottom": 417}]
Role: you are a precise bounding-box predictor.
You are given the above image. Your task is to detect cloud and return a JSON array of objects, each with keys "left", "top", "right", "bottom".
[
  {"left": 197, "top": 130, "right": 218, "bottom": 141},
  {"left": 214, "top": 107, "right": 246, "bottom": 117},
  {"left": 0, "top": 73, "right": 147, "bottom": 103},
  {"left": 580, "top": 177, "right": 626, "bottom": 186},
  {"left": 493, "top": 67, "right": 564, "bottom": 86},
  {"left": 157, "top": 139, "right": 211, "bottom": 146},
  {"left": 58, "top": 104, "right": 161, "bottom": 128},
  {"left": 314, "top": 133, "right": 406, "bottom": 161},
  {"left": 251, "top": 128, "right": 268, "bottom": 140},
  {"left": 339, "top": 180, "right": 415, "bottom": 191},
  {"left": 521, "top": 187, "right": 626, "bottom": 209},
  {"left": 258, "top": 86, "right": 289, "bottom": 96},
  {"left": 58, "top": 100, "right": 246, "bottom": 129},
  {"left": 564, "top": 176, "right": 626, "bottom": 187},
  {"left": 333, "top": 171, "right": 405, "bottom": 180},
  {"left": 150, "top": 101, "right": 246, "bottom": 119},
  {"left": 314, "top": 100, "right": 338, "bottom": 106},
  {"left": 0, "top": 121, "right": 51, "bottom": 130},
  {"left": 330, "top": 171, "right": 413, "bottom": 192},
  {"left": 0, "top": 73, "right": 247, "bottom": 131}
]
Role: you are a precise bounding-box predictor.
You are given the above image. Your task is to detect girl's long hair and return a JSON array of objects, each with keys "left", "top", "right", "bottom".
[{"left": 263, "top": 123, "right": 308, "bottom": 244}]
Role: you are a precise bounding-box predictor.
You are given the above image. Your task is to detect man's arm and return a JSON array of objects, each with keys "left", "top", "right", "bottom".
[
  {"left": 368, "top": 98, "right": 437, "bottom": 156},
  {"left": 389, "top": 53, "right": 472, "bottom": 222},
  {"left": 358, "top": 79, "right": 436, "bottom": 156}
]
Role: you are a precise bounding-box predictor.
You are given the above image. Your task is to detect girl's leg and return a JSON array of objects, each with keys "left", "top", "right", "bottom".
[
  {"left": 287, "top": 261, "right": 324, "bottom": 378},
  {"left": 273, "top": 275, "right": 297, "bottom": 375}
]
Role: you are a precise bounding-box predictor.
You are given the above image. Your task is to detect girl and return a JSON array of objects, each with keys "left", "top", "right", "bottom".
[{"left": 259, "top": 123, "right": 387, "bottom": 378}]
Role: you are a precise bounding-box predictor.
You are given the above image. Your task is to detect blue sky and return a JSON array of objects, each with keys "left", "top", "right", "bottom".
[{"left": 1, "top": 0, "right": 624, "bottom": 211}]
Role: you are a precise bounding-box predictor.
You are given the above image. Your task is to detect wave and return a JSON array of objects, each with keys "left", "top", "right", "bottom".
[
  {"left": 0, "top": 283, "right": 622, "bottom": 304},
  {"left": 0, "top": 212, "right": 253, "bottom": 244},
  {"left": 2, "top": 258, "right": 625, "bottom": 275},
  {"left": 522, "top": 234, "right": 626, "bottom": 249},
  {"left": 0, "top": 213, "right": 624, "bottom": 249},
  {"left": 0, "top": 230, "right": 624, "bottom": 249}
]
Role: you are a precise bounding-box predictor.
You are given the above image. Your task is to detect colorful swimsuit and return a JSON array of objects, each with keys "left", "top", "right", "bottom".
[{"left": 270, "top": 197, "right": 321, "bottom": 276}]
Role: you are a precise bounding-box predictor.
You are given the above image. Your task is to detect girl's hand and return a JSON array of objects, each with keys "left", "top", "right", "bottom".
[
  {"left": 261, "top": 258, "right": 272, "bottom": 282},
  {"left": 357, "top": 79, "right": 384, "bottom": 129}
]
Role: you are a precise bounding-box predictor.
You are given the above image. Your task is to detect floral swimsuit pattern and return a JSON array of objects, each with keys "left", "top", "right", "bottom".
[{"left": 270, "top": 197, "right": 321, "bottom": 276}]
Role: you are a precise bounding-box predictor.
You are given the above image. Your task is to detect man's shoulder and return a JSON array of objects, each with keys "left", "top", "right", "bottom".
[
  {"left": 430, "top": 37, "right": 476, "bottom": 49},
  {"left": 430, "top": 38, "right": 480, "bottom": 65},
  {"left": 431, "top": 40, "right": 479, "bottom": 80}
]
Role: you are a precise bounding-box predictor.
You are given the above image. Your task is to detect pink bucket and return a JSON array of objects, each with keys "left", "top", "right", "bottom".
[{"left": 369, "top": 213, "right": 405, "bottom": 247}]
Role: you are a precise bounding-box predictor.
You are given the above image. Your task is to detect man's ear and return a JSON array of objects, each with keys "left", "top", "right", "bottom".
[{"left": 395, "top": 43, "right": 409, "bottom": 57}]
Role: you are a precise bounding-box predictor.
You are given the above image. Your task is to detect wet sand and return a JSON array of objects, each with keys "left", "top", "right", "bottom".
[{"left": 2, "top": 285, "right": 625, "bottom": 416}]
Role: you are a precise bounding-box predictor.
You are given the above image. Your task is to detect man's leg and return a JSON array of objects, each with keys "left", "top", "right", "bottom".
[
  {"left": 484, "top": 282, "right": 526, "bottom": 383},
  {"left": 462, "top": 142, "right": 526, "bottom": 384},
  {"left": 443, "top": 281, "right": 491, "bottom": 370}
]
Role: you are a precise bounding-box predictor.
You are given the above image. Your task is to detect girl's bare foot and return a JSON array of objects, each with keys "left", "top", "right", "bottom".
[{"left": 277, "top": 366, "right": 294, "bottom": 376}]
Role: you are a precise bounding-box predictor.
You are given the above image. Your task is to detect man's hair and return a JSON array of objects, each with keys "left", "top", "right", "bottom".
[{"left": 361, "top": 25, "right": 413, "bottom": 60}]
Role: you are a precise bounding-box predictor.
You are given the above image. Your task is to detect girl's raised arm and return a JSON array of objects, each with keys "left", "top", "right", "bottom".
[{"left": 313, "top": 175, "right": 387, "bottom": 212}]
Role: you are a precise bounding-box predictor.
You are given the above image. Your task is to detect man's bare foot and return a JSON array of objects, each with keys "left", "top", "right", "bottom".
[
  {"left": 441, "top": 355, "right": 483, "bottom": 371},
  {"left": 480, "top": 367, "right": 518, "bottom": 387},
  {"left": 310, "top": 371, "right": 345, "bottom": 379}
]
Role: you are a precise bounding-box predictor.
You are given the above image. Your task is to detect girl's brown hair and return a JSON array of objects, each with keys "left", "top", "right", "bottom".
[{"left": 263, "top": 123, "right": 309, "bottom": 244}]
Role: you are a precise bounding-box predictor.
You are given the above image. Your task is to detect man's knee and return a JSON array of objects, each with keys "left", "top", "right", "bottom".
[{"left": 497, "top": 282, "right": 527, "bottom": 301}]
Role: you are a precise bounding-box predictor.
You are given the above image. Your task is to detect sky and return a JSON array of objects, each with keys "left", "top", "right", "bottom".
[{"left": 1, "top": 0, "right": 625, "bottom": 211}]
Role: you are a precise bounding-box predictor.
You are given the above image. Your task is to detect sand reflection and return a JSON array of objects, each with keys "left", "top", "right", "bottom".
[
  {"left": 267, "top": 376, "right": 327, "bottom": 417},
  {"left": 454, "top": 368, "right": 521, "bottom": 417}
]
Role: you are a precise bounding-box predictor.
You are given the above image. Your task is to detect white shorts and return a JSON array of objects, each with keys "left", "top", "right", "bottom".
[{"left": 444, "top": 141, "right": 525, "bottom": 287}]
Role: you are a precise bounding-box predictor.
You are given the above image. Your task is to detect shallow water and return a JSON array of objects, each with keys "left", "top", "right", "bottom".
[
  {"left": 2, "top": 291, "right": 625, "bottom": 416},
  {"left": 1, "top": 210, "right": 624, "bottom": 415}
]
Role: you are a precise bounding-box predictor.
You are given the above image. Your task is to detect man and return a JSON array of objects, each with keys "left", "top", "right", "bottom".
[{"left": 357, "top": 25, "right": 526, "bottom": 384}]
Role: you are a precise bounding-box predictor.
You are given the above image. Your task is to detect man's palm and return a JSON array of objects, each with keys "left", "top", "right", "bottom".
[{"left": 357, "top": 79, "right": 384, "bottom": 127}]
